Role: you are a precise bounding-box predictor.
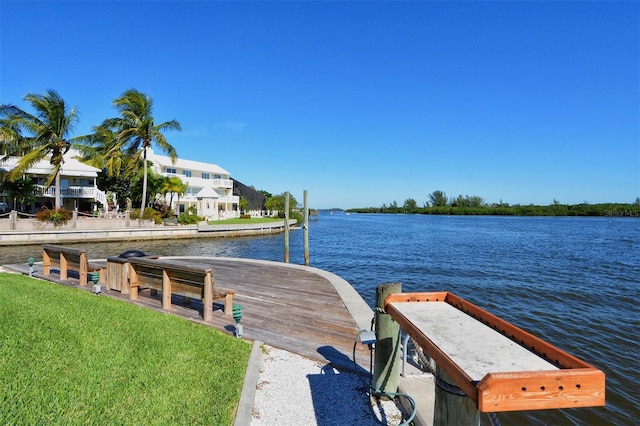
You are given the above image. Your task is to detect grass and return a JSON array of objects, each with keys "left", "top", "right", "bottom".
[
  {"left": 209, "top": 217, "right": 284, "bottom": 225},
  {"left": 0, "top": 273, "right": 252, "bottom": 425}
]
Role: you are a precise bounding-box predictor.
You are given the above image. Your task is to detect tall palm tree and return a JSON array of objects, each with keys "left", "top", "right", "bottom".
[
  {"left": 76, "top": 122, "right": 128, "bottom": 177},
  {"left": 0, "top": 90, "right": 81, "bottom": 209},
  {"left": 107, "top": 89, "right": 181, "bottom": 212}
]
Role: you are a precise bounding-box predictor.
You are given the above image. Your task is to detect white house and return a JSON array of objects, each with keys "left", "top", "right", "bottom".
[
  {"left": 147, "top": 149, "right": 240, "bottom": 220},
  {"left": 0, "top": 150, "right": 107, "bottom": 212},
  {"left": 1, "top": 148, "right": 240, "bottom": 220}
]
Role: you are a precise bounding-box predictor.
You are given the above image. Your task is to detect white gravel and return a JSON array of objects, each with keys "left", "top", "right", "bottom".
[{"left": 250, "top": 345, "right": 406, "bottom": 426}]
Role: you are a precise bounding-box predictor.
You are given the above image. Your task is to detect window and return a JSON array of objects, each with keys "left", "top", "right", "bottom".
[
  {"left": 183, "top": 170, "right": 192, "bottom": 178},
  {"left": 166, "top": 167, "right": 176, "bottom": 174},
  {"left": 201, "top": 172, "right": 210, "bottom": 180},
  {"left": 214, "top": 174, "right": 222, "bottom": 179}
]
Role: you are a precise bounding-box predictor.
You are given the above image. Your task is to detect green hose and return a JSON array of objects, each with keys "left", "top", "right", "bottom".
[{"left": 353, "top": 327, "right": 418, "bottom": 426}]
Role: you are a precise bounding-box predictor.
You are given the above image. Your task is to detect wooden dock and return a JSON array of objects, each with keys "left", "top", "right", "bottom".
[{"left": 3, "top": 256, "right": 373, "bottom": 371}]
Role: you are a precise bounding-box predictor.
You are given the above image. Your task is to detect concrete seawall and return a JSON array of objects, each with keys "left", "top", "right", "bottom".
[{"left": 0, "top": 220, "right": 297, "bottom": 246}]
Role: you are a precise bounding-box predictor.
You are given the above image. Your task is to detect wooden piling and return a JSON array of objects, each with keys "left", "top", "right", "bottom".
[
  {"left": 434, "top": 366, "right": 480, "bottom": 426},
  {"left": 373, "top": 282, "right": 402, "bottom": 395},
  {"left": 284, "top": 192, "right": 290, "bottom": 263},
  {"left": 303, "top": 190, "right": 309, "bottom": 266}
]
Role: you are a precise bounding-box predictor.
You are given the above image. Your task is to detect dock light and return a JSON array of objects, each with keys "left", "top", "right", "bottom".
[
  {"left": 27, "top": 257, "right": 35, "bottom": 277},
  {"left": 91, "top": 272, "right": 101, "bottom": 295},
  {"left": 232, "top": 304, "right": 243, "bottom": 338}
]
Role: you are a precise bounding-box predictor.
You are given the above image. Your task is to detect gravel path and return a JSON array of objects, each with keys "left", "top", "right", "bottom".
[{"left": 250, "top": 345, "right": 406, "bottom": 426}]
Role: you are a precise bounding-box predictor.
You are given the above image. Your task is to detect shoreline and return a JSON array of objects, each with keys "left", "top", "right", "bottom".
[{"left": 0, "top": 220, "right": 298, "bottom": 246}]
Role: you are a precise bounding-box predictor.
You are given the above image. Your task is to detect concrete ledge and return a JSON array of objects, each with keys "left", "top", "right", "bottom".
[
  {"left": 234, "top": 340, "right": 263, "bottom": 426},
  {"left": 0, "top": 220, "right": 297, "bottom": 246}
]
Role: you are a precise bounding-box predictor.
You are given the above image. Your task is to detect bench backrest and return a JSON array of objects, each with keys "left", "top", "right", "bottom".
[
  {"left": 127, "top": 257, "right": 213, "bottom": 299},
  {"left": 43, "top": 244, "right": 87, "bottom": 265},
  {"left": 42, "top": 244, "right": 89, "bottom": 281}
]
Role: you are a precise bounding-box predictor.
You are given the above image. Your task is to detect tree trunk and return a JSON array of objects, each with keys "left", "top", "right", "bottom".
[
  {"left": 55, "top": 172, "right": 62, "bottom": 210},
  {"left": 141, "top": 148, "right": 148, "bottom": 212}
]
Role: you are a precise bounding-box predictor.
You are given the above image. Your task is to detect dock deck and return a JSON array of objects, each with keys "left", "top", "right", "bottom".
[{"left": 3, "top": 256, "right": 374, "bottom": 371}]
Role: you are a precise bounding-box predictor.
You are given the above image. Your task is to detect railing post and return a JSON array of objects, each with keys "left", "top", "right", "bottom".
[{"left": 373, "top": 282, "right": 402, "bottom": 396}]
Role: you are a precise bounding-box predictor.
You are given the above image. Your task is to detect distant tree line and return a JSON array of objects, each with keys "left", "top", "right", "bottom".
[{"left": 349, "top": 190, "right": 640, "bottom": 217}]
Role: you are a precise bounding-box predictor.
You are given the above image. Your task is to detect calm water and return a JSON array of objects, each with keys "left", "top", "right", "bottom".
[{"left": 1, "top": 214, "right": 638, "bottom": 425}]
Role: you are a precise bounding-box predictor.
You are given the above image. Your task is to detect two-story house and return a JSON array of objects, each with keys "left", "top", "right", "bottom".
[
  {"left": 147, "top": 149, "right": 239, "bottom": 220},
  {"left": 0, "top": 150, "right": 107, "bottom": 213}
]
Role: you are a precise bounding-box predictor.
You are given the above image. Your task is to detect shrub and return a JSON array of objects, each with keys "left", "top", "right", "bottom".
[
  {"left": 177, "top": 213, "right": 201, "bottom": 225},
  {"left": 130, "top": 207, "right": 163, "bottom": 224},
  {"left": 240, "top": 214, "right": 252, "bottom": 219},
  {"left": 35, "top": 207, "right": 72, "bottom": 226}
]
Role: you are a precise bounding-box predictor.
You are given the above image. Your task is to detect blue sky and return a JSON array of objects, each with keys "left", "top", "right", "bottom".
[{"left": 1, "top": 1, "right": 638, "bottom": 209}]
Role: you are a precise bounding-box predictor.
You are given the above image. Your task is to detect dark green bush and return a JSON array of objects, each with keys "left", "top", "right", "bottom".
[{"left": 177, "top": 213, "right": 200, "bottom": 225}]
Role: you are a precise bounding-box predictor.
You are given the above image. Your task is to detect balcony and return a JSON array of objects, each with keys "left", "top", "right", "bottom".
[
  {"left": 38, "top": 186, "right": 99, "bottom": 199},
  {"left": 217, "top": 195, "right": 239, "bottom": 205},
  {"left": 157, "top": 173, "right": 233, "bottom": 190},
  {"left": 211, "top": 179, "right": 233, "bottom": 189}
]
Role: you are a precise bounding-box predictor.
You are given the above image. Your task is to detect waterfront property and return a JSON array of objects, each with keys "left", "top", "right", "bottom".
[
  {"left": 0, "top": 150, "right": 107, "bottom": 212},
  {"left": 1, "top": 148, "right": 242, "bottom": 220},
  {"left": 148, "top": 149, "right": 240, "bottom": 220}
]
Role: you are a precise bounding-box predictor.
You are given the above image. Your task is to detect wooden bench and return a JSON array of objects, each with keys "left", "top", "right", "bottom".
[
  {"left": 118, "top": 256, "right": 235, "bottom": 322},
  {"left": 42, "top": 244, "right": 106, "bottom": 286}
]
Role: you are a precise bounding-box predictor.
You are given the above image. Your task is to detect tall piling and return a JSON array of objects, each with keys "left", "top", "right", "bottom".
[
  {"left": 303, "top": 190, "right": 309, "bottom": 266},
  {"left": 373, "top": 282, "right": 402, "bottom": 395},
  {"left": 284, "top": 192, "right": 290, "bottom": 263}
]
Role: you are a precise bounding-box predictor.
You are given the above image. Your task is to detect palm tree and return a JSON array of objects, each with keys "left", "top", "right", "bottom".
[
  {"left": 0, "top": 90, "right": 82, "bottom": 209},
  {"left": 428, "top": 190, "right": 449, "bottom": 207},
  {"left": 0, "top": 177, "right": 38, "bottom": 212},
  {"left": 160, "top": 176, "right": 188, "bottom": 213},
  {"left": 76, "top": 122, "right": 129, "bottom": 177},
  {"left": 107, "top": 89, "right": 181, "bottom": 212}
]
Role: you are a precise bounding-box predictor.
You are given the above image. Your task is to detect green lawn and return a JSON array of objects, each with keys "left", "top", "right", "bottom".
[
  {"left": 209, "top": 217, "right": 284, "bottom": 225},
  {"left": 0, "top": 273, "right": 251, "bottom": 425}
]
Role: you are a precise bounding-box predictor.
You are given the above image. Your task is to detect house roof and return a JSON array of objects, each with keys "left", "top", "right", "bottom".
[
  {"left": 147, "top": 149, "right": 231, "bottom": 176},
  {"left": 195, "top": 186, "right": 220, "bottom": 199},
  {"left": 0, "top": 150, "right": 101, "bottom": 178}
]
